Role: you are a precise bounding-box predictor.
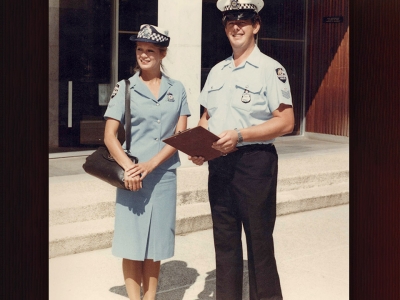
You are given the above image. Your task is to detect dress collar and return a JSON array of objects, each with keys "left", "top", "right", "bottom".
[{"left": 130, "top": 72, "right": 173, "bottom": 101}]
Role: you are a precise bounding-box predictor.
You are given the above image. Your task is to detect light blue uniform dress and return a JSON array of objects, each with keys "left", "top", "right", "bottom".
[{"left": 104, "top": 72, "right": 191, "bottom": 261}]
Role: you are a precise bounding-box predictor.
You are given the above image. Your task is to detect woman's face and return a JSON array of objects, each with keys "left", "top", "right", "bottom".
[{"left": 136, "top": 42, "right": 166, "bottom": 72}]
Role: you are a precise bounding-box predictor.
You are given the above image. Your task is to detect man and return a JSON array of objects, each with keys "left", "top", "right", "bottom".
[{"left": 189, "top": 0, "right": 294, "bottom": 299}]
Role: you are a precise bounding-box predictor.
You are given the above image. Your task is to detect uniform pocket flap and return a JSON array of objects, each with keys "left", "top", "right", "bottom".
[
  {"left": 236, "top": 82, "right": 263, "bottom": 94},
  {"left": 207, "top": 81, "right": 225, "bottom": 93}
]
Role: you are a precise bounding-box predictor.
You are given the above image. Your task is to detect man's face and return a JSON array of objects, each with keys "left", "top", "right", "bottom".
[{"left": 224, "top": 19, "right": 260, "bottom": 50}]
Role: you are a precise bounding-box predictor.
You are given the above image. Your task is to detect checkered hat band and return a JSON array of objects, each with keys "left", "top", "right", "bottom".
[
  {"left": 224, "top": 3, "right": 257, "bottom": 11},
  {"left": 137, "top": 31, "right": 169, "bottom": 43}
]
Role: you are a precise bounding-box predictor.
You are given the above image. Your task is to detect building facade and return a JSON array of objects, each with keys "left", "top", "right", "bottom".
[{"left": 49, "top": 0, "right": 349, "bottom": 154}]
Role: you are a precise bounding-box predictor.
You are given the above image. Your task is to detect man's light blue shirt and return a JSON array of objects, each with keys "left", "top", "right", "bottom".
[{"left": 198, "top": 45, "right": 293, "bottom": 145}]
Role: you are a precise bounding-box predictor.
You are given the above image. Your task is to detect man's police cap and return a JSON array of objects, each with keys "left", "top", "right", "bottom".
[{"left": 217, "top": 0, "right": 264, "bottom": 13}]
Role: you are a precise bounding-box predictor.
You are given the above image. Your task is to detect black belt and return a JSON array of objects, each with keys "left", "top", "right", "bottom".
[
  {"left": 213, "top": 143, "right": 275, "bottom": 161},
  {"left": 236, "top": 143, "right": 274, "bottom": 151}
]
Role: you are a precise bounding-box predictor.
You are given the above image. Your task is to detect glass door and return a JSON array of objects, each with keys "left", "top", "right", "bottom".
[
  {"left": 55, "top": 0, "right": 157, "bottom": 152},
  {"left": 58, "top": 0, "right": 112, "bottom": 149}
]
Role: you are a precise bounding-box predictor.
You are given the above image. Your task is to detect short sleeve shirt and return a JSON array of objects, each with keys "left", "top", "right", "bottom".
[
  {"left": 198, "top": 45, "right": 293, "bottom": 145},
  {"left": 104, "top": 72, "right": 191, "bottom": 170}
]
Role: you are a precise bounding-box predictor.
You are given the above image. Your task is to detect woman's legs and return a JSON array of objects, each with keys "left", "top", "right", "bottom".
[
  {"left": 142, "top": 259, "right": 161, "bottom": 300},
  {"left": 122, "top": 258, "right": 161, "bottom": 300},
  {"left": 123, "top": 259, "right": 143, "bottom": 300}
]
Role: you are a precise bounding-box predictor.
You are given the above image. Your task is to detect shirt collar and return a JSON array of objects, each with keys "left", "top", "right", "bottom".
[
  {"left": 221, "top": 44, "right": 261, "bottom": 70},
  {"left": 245, "top": 44, "right": 261, "bottom": 68}
]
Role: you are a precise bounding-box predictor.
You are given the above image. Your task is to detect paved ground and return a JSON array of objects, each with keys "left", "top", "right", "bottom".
[
  {"left": 49, "top": 135, "right": 349, "bottom": 176},
  {"left": 49, "top": 204, "right": 349, "bottom": 300}
]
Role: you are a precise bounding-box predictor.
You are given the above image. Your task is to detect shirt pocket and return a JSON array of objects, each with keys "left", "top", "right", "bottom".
[
  {"left": 206, "top": 80, "right": 225, "bottom": 116},
  {"left": 231, "top": 81, "right": 263, "bottom": 112}
]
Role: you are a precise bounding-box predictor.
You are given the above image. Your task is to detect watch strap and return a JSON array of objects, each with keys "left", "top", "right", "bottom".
[{"left": 234, "top": 128, "right": 243, "bottom": 144}]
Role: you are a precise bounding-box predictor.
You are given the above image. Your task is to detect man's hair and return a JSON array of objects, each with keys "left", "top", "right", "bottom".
[
  {"left": 252, "top": 13, "right": 262, "bottom": 40},
  {"left": 252, "top": 13, "right": 262, "bottom": 26},
  {"left": 222, "top": 12, "right": 262, "bottom": 27}
]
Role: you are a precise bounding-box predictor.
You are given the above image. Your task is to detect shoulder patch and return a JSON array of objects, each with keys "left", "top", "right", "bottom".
[
  {"left": 110, "top": 83, "right": 120, "bottom": 99},
  {"left": 275, "top": 68, "right": 287, "bottom": 83}
]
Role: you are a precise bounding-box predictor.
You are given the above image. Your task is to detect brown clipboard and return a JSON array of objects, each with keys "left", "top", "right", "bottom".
[{"left": 163, "top": 126, "right": 237, "bottom": 161}]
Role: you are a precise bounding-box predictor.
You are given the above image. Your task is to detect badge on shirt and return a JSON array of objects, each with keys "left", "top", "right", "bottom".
[
  {"left": 110, "top": 83, "right": 120, "bottom": 99},
  {"left": 167, "top": 92, "right": 175, "bottom": 102},
  {"left": 241, "top": 89, "right": 251, "bottom": 103},
  {"left": 275, "top": 68, "right": 287, "bottom": 83}
]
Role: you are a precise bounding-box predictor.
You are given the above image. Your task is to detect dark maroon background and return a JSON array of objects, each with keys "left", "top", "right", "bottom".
[{"left": 1, "top": 0, "right": 399, "bottom": 298}]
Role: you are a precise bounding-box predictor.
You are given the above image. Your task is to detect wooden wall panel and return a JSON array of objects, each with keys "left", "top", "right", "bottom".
[{"left": 305, "top": 0, "right": 349, "bottom": 136}]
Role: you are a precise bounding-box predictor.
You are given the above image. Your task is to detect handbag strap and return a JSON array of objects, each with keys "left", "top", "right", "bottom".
[{"left": 124, "top": 79, "right": 131, "bottom": 153}]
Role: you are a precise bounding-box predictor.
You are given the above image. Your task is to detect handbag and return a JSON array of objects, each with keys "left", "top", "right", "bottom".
[{"left": 82, "top": 79, "right": 138, "bottom": 189}]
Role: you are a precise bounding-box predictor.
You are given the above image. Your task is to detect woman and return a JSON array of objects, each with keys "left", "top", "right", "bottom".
[{"left": 103, "top": 24, "right": 191, "bottom": 300}]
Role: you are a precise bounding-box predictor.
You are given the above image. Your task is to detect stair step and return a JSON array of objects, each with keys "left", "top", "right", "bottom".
[
  {"left": 49, "top": 182, "right": 348, "bottom": 258},
  {"left": 277, "top": 182, "right": 349, "bottom": 215},
  {"left": 278, "top": 170, "right": 348, "bottom": 191},
  {"left": 49, "top": 217, "right": 115, "bottom": 259},
  {"left": 49, "top": 204, "right": 212, "bottom": 259},
  {"left": 49, "top": 167, "right": 348, "bottom": 226},
  {"left": 175, "top": 203, "right": 212, "bottom": 235}
]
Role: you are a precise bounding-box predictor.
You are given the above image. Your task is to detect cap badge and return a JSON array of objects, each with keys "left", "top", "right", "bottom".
[
  {"left": 241, "top": 89, "right": 251, "bottom": 103},
  {"left": 231, "top": 0, "right": 239, "bottom": 8},
  {"left": 142, "top": 25, "right": 152, "bottom": 39},
  {"left": 167, "top": 92, "right": 175, "bottom": 102}
]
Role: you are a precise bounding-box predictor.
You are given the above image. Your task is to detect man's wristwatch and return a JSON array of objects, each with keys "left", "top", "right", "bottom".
[{"left": 234, "top": 128, "right": 243, "bottom": 144}]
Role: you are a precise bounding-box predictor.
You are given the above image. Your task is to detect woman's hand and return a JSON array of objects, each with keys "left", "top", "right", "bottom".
[
  {"left": 125, "top": 161, "right": 157, "bottom": 183},
  {"left": 188, "top": 155, "right": 205, "bottom": 166},
  {"left": 124, "top": 170, "right": 142, "bottom": 191}
]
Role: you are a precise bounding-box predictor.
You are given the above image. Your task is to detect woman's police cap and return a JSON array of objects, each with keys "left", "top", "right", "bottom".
[{"left": 130, "top": 24, "right": 170, "bottom": 47}]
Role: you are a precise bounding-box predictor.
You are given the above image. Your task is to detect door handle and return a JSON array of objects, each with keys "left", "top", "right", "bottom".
[{"left": 68, "top": 81, "right": 72, "bottom": 128}]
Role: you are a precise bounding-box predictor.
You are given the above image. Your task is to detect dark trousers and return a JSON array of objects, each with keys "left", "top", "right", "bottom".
[{"left": 208, "top": 144, "right": 282, "bottom": 300}]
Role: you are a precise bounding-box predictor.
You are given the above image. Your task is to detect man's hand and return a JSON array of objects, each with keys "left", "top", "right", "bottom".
[
  {"left": 188, "top": 155, "right": 205, "bottom": 166},
  {"left": 212, "top": 130, "right": 238, "bottom": 153}
]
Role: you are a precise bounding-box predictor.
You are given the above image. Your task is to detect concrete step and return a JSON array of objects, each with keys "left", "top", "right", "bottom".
[
  {"left": 277, "top": 181, "right": 349, "bottom": 215},
  {"left": 278, "top": 170, "right": 348, "bottom": 192},
  {"left": 49, "top": 167, "right": 348, "bottom": 226},
  {"left": 49, "top": 140, "right": 349, "bottom": 258},
  {"left": 49, "top": 217, "right": 115, "bottom": 259},
  {"left": 49, "top": 181, "right": 348, "bottom": 258},
  {"left": 49, "top": 203, "right": 212, "bottom": 259}
]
